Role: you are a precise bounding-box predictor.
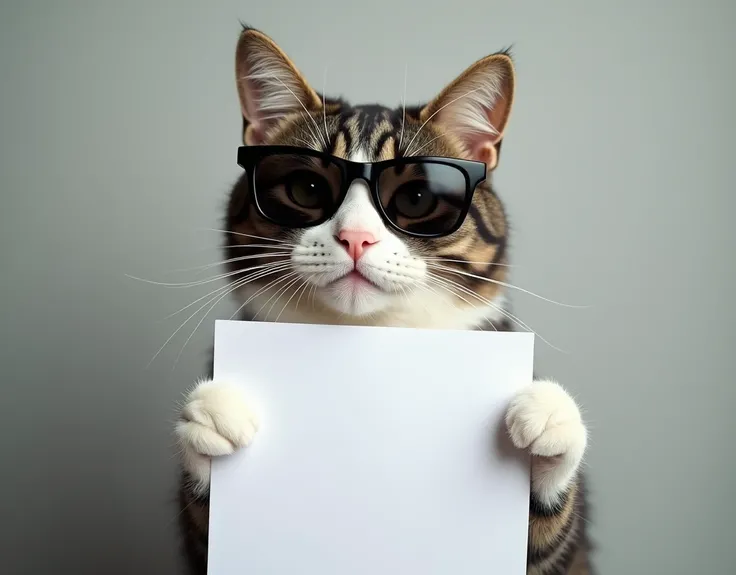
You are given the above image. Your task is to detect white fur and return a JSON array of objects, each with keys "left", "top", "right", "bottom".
[
  {"left": 175, "top": 380, "right": 258, "bottom": 493},
  {"left": 505, "top": 380, "right": 587, "bottom": 506}
]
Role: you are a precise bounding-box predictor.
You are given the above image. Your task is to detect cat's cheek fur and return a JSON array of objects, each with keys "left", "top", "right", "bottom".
[
  {"left": 505, "top": 380, "right": 587, "bottom": 508},
  {"left": 175, "top": 379, "right": 259, "bottom": 494}
]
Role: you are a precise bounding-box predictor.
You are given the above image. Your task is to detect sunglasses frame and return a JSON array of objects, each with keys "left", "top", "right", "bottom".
[{"left": 236, "top": 145, "right": 487, "bottom": 238}]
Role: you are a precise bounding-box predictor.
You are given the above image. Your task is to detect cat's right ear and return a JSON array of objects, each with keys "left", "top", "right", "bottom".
[
  {"left": 235, "top": 27, "right": 322, "bottom": 145},
  {"left": 417, "top": 51, "right": 515, "bottom": 170}
]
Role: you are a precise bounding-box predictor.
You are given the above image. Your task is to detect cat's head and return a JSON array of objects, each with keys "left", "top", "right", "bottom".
[{"left": 223, "top": 26, "right": 515, "bottom": 329}]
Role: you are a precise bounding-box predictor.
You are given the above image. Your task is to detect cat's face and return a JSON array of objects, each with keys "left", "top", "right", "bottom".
[{"left": 223, "top": 27, "right": 515, "bottom": 330}]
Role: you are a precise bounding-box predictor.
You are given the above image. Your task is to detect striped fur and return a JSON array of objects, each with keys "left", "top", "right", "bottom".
[{"left": 176, "top": 25, "right": 592, "bottom": 574}]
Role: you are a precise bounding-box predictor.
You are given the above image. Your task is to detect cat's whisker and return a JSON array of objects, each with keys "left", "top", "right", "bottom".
[
  {"left": 174, "top": 264, "right": 302, "bottom": 367},
  {"left": 229, "top": 270, "right": 299, "bottom": 321},
  {"left": 484, "top": 317, "right": 499, "bottom": 332},
  {"left": 322, "top": 67, "right": 330, "bottom": 149},
  {"left": 172, "top": 270, "right": 265, "bottom": 368},
  {"left": 147, "top": 272, "right": 258, "bottom": 369},
  {"left": 427, "top": 271, "right": 566, "bottom": 353},
  {"left": 428, "top": 271, "right": 516, "bottom": 322},
  {"left": 309, "top": 282, "right": 318, "bottom": 311},
  {"left": 167, "top": 496, "right": 197, "bottom": 528},
  {"left": 424, "top": 275, "right": 485, "bottom": 316},
  {"left": 397, "top": 284, "right": 411, "bottom": 308},
  {"left": 424, "top": 275, "right": 499, "bottom": 331},
  {"left": 422, "top": 257, "right": 515, "bottom": 267},
  {"left": 293, "top": 136, "right": 318, "bottom": 149},
  {"left": 286, "top": 278, "right": 312, "bottom": 320},
  {"left": 426, "top": 274, "right": 502, "bottom": 332},
  {"left": 225, "top": 244, "right": 299, "bottom": 253},
  {"left": 496, "top": 305, "right": 567, "bottom": 353},
  {"left": 127, "top": 259, "right": 290, "bottom": 289},
  {"left": 298, "top": 111, "right": 323, "bottom": 149},
  {"left": 402, "top": 87, "right": 481, "bottom": 155},
  {"left": 177, "top": 242, "right": 288, "bottom": 260},
  {"left": 416, "top": 281, "right": 459, "bottom": 312},
  {"left": 398, "top": 63, "right": 408, "bottom": 151},
  {"left": 263, "top": 275, "right": 302, "bottom": 321},
  {"left": 224, "top": 243, "right": 298, "bottom": 251},
  {"left": 274, "top": 278, "right": 307, "bottom": 322},
  {"left": 252, "top": 272, "right": 302, "bottom": 321},
  {"left": 426, "top": 263, "right": 587, "bottom": 308},
  {"left": 160, "top": 283, "right": 235, "bottom": 320},
  {"left": 257, "top": 113, "right": 291, "bottom": 123},
  {"left": 269, "top": 74, "right": 329, "bottom": 149},
  {"left": 168, "top": 252, "right": 292, "bottom": 275},
  {"left": 425, "top": 276, "right": 499, "bottom": 331},
  {"left": 201, "top": 228, "right": 296, "bottom": 246},
  {"left": 268, "top": 275, "right": 305, "bottom": 322},
  {"left": 252, "top": 70, "right": 327, "bottom": 149},
  {"left": 188, "top": 255, "right": 290, "bottom": 277},
  {"left": 150, "top": 264, "right": 294, "bottom": 367},
  {"left": 161, "top": 263, "right": 293, "bottom": 321},
  {"left": 405, "top": 133, "right": 447, "bottom": 157}
]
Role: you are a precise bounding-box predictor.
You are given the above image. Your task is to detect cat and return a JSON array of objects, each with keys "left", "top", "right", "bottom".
[{"left": 174, "top": 25, "right": 592, "bottom": 575}]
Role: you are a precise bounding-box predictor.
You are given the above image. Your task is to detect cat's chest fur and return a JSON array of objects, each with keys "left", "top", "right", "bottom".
[{"left": 235, "top": 289, "right": 509, "bottom": 330}]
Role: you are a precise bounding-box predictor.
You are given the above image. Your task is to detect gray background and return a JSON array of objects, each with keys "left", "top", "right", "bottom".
[{"left": 0, "top": 1, "right": 733, "bottom": 573}]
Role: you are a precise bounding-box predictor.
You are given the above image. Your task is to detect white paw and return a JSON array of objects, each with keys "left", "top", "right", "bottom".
[
  {"left": 175, "top": 379, "right": 258, "bottom": 493},
  {"left": 505, "top": 380, "right": 587, "bottom": 506}
]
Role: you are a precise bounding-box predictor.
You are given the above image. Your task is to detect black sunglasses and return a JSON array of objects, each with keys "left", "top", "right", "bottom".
[{"left": 237, "top": 145, "right": 487, "bottom": 238}]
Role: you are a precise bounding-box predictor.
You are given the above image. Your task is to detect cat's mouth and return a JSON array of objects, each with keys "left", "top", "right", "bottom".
[{"left": 330, "top": 270, "right": 383, "bottom": 291}]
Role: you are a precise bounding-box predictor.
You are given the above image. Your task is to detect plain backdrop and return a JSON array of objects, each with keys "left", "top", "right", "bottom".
[{"left": 1, "top": 1, "right": 734, "bottom": 574}]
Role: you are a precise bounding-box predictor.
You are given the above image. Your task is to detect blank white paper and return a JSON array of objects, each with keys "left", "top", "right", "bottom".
[{"left": 208, "top": 320, "right": 534, "bottom": 575}]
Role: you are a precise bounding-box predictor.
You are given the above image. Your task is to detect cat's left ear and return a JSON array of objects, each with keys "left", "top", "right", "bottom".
[
  {"left": 419, "top": 52, "right": 515, "bottom": 170},
  {"left": 234, "top": 27, "right": 322, "bottom": 145}
]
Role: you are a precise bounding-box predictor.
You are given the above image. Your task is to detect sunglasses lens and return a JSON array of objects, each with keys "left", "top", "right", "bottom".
[
  {"left": 254, "top": 154, "right": 342, "bottom": 226},
  {"left": 377, "top": 161, "right": 469, "bottom": 236}
]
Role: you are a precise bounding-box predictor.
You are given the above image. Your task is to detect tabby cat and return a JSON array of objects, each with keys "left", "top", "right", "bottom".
[{"left": 175, "top": 25, "right": 592, "bottom": 574}]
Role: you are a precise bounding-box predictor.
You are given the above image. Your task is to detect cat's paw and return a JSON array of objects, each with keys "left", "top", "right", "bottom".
[
  {"left": 505, "top": 380, "right": 587, "bottom": 506},
  {"left": 175, "top": 379, "right": 258, "bottom": 493}
]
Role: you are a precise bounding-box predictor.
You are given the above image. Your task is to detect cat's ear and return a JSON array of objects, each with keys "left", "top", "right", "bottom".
[
  {"left": 235, "top": 27, "right": 322, "bottom": 145},
  {"left": 419, "top": 52, "right": 515, "bottom": 170}
]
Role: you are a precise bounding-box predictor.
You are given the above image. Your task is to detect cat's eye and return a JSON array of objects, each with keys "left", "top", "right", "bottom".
[
  {"left": 284, "top": 170, "right": 332, "bottom": 209},
  {"left": 377, "top": 162, "right": 468, "bottom": 235},
  {"left": 252, "top": 153, "right": 342, "bottom": 226},
  {"left": 239, "top": 146, "right": 486, "bottom": 237},
  {"left": 392, "top": 183, "right": 438, "bottom": 219}
]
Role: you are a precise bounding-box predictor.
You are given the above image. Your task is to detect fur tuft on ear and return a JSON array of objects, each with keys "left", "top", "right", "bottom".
[
  {"left": 418, "top": 53, "right": 515, "bottom": 170},
  {"left": 235, "top": 28, "right": 322, "bottom": 145}
]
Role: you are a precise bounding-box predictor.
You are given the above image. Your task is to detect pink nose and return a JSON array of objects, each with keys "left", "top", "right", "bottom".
[{"left": 337, "top": 230, "right": 378, "bottom": 261}]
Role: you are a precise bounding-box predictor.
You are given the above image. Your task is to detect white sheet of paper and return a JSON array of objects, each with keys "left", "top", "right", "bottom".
[{"left": 208, "top": 320, "right": 534, "bottom": 575}]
